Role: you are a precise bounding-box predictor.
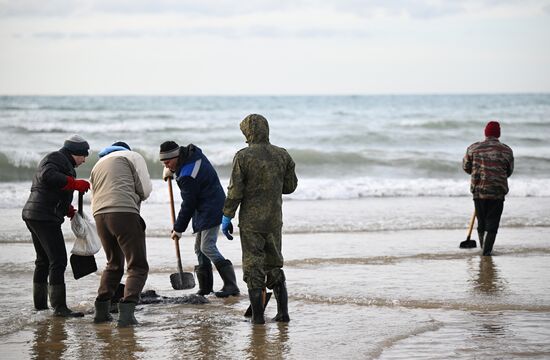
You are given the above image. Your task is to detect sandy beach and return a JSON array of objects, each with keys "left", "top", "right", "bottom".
[{"left": 0, "top": 196, "right": 549, "bottom": 359}]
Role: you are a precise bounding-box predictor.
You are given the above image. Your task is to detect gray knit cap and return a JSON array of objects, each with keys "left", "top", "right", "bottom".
[{"left": 63, "top": 134, "right": 90, "bottom": 156}]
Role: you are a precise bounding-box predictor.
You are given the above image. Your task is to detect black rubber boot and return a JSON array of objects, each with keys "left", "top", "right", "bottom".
[
  {"left": 94, "top": 300, "right": 113, "bottom": 323},
  {"left": 478, "top": 231, "right": 485, "bottom": 249},
  {"left": 117, "top": 301, "right": 138, "bottom": 327},
  {"left": 33, "top": 283, "right": 48, "bottom": 310},
  {"left": 195, "top": 265, "right": 214, "bottom": 296},
  {"left": 272, "top": 282, "right": 290, "bottom": 322},
  {"left": 214, "top": 260, "right": 240, "bottom": 298},
  {"left": 48, "top": 284, "right": 84, "bottom": 317},
  {"left": 483, "top": 233, "right": 497, "bottom": 256},
  {"left": 248, "top": 288, "right": 265, "bottom": 324}
]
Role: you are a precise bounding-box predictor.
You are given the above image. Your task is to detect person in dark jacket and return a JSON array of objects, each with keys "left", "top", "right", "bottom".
[
  {"left": 22, "top": 135, "right": 91, "bottom": 317},
  {"left": 463, "top": 121, "right": 514, "bottom": 256},
  {"left": 223, "top": 114, "right": 298, "bottom": 324},
  {"left": 159, "top": 141, "right": 239, "bottom": 298}
]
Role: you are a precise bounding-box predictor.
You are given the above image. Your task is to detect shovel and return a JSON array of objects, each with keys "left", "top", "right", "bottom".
[
  {"left": 459, "top": 210, "right": 477, "bottom": 248},
  {"left": 167, "top": 177, "right": 195, "bottom": 290}
]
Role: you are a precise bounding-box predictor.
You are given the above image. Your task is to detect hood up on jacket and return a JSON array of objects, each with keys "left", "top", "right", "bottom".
[{"left": 240, "top": 114, "right": 270, "bottom": 144}]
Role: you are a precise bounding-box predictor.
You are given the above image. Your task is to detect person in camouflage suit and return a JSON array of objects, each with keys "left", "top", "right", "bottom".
[
  {"left": 463, "top": 121, "right": 514, "bottom": 256},
  {"left": 222, "top": 114, "right": 298, "bottom": 324}
]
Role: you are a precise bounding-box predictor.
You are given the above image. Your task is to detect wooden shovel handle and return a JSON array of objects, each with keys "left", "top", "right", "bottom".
[
  {"left": 466, "top": 209, "right": 476, "bottom": 240},
  {"left": 168, "top": 178, "right": 184, "bottom": 273},
  {"left": 168, "top": 177, "right": 176, "bottom": 225}
]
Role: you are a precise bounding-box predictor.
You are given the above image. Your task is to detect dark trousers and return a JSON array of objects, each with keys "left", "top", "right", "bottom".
[
  {"left": 95, "top": 213, "right": 149, "bottom": 303},
  {"left": 25, "top": 220, "right": 67, "bottom": 285},
  {"left": 474, "top": 199, "right": 504, "bottom": 234}
]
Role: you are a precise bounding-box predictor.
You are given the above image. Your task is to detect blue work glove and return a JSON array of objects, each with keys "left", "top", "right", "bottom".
[{"left": 221, "top": 215, "right": 234, "bottom": 240}]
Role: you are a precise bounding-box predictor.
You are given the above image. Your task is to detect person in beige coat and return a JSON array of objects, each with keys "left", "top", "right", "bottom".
[{"left": 90, "top": 141, "right": 152, "bottom": 326}]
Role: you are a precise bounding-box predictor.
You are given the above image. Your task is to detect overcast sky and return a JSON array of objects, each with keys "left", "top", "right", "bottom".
[{"left": 1, "top": 0, "right": 549, "bottom": 95}]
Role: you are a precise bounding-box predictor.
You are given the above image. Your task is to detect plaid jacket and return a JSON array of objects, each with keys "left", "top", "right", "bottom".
[{"left": 463, "top": 137, "right": 514, "bottom": 199}]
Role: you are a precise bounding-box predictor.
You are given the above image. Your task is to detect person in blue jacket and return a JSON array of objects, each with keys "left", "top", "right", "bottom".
[{"left": 159, "top": 141, "right": 239, "bottom": 298}]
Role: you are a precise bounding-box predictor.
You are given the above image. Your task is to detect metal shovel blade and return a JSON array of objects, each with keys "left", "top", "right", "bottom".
[
  {"left": 170, "top": 272, "right": 195, "bottom": 290},
  {"left": 459, "top": 239, "right": 477, "bottom": 248}
]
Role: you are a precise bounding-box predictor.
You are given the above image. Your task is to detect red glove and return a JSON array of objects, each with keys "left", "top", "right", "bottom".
[
  {"left": 67, "top": 205, "right": 76, "bottom": 219},
  {"left": 62, "top": 176, "right": 90, "bottom": 193}
]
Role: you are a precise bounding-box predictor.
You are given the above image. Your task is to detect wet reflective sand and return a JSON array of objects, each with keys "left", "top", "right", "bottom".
[{"left": 0, "top": 198, "right": 549, "bottom": 359}]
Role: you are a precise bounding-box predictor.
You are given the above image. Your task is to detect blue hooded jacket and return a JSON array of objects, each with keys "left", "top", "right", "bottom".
[{"left": 174, "top": 145, "right": 225, "bottom": 233}]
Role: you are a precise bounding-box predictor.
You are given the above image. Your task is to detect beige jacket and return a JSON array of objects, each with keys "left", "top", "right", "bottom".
[{"left": 91, "top": 150, "right": 152, "bottom": 216}]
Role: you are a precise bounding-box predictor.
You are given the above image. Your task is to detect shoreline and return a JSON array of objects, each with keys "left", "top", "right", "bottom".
[{"left": 1, "top": 196, "right": 549, "bottom": 243}]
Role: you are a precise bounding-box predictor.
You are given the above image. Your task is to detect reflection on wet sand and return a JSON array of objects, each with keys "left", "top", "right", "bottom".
[
  {"left": 96, "top": 324, "right": 144, "bottom": 360},
  {"left": 470, "top": 257, "right": 509, "bottom": 339},
  {"left": 473, "top": 257, "right": 507, "bottom": 294},
  {"left": 246, "top": 322, "right": 290, "bottom": 359},
  {"left": 31, "top": 318, "right": 67, "bottom": 360}
]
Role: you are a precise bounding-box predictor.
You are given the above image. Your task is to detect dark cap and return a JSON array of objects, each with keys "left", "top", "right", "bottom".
[
  {"left": 63, "top": 134, "right": 89, "bottom": 156},
  {"left": 159, "top": 141, "right": 180, "bottom": 161}
]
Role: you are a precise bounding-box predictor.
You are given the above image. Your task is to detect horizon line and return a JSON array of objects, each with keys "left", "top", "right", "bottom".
[{"left": 1, "top": 91, "right": 549, "bottom": 97}]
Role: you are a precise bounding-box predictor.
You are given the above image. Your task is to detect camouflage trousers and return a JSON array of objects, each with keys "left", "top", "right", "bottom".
[{"left": 240, "top": 229, "right": 285, "bottom": 290}]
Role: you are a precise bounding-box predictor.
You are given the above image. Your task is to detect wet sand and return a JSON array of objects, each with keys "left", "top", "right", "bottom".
[{"left": 1, "top": 223, "right": 549, "bottom": 359}]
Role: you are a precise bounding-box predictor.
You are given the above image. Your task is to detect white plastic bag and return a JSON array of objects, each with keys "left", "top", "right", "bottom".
[{"left": 70, "top": 211, "right": 101, "bottom": 256}]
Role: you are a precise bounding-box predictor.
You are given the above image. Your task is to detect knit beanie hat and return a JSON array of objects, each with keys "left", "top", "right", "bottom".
[
  {"left": 159, "top": 141, "right": 180, "bottom": 161},
  {"left": 112, "top": 141, "right": 131, "bottom": 150},
  {"left": 63, "top": 134, "right": 90, "bottom": 156},
  {"left": 484, "top": 121, "right": 501, "bottom": 138}
]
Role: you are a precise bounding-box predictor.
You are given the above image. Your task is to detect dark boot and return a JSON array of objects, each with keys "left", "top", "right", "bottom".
[
  {"left": 48, "top": 284, "right": 84, "bottom": 317},
  {"left": 33, "top": 283, "right": 48, "bottom": 310},
  {"left": 94, "top": 300, "right": 113, "bottom": 323},
  {"left": 195, "top": 265, "right": 214, "bottom": 296},
  {"left": 478, "top": 231, "right": 485, "bottom": 249},
  {"left": 214, "top": 260, "right": 240, "bottom": 298},
  {"left": 118, "top": 302, "right": 138, "bottom": 327},
  {"left": 483, "top": 233, "right": 497, "bottom": 256},
  {"left": 272, "top": 282, "right": 290, "bottom": 322},
  {"left": 248, "top": 288, "right": 265, "bottom": 324}
]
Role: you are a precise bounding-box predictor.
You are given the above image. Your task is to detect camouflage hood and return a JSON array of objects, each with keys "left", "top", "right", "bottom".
[{"left": 240, "top": 114, "right": 270, "bottom": 144}]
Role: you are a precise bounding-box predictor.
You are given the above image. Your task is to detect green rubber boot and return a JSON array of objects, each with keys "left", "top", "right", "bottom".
[
  {"left": 48, "top": 284, "right": 84, "bottom": 317},
  {"left": 117, "top": 302, "right": 138, "bottom": 327},
  {"left": 94, "top": 300, "right": 113, "bottom": 323}
]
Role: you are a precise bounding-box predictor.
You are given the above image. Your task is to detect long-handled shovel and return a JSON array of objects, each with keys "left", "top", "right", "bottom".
[
  {"left": 167, "top": 177, "right": 195, "bottom": 290},
  {"left": 459, "top": 210, "right": 477, "bottom": 248}
]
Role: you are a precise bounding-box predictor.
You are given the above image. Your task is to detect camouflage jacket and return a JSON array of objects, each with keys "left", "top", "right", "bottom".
[
  {"left": 463, "top": 137, "right": 514, "bottom": 200},
  {"left": 223, "top": 115, "right": 298, "bottom": 232}
]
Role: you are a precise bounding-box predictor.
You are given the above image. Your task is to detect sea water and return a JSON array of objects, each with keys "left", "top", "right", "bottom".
[{"left": 0, "top": 95, "right": 549, "bottom": 359}]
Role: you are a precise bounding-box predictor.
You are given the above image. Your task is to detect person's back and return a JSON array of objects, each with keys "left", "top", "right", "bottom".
[
  {"left": 463, "top": 137, "right": 513, "bottom": 200},
  {"left": 91, "top": 149, "right": 152, "bottom": 215},
  {"left": 463, "top": 121, "right": 514, "bottom": 256},
  {"left": 224, "top": 115, "right": 297, "bottom": 232}
]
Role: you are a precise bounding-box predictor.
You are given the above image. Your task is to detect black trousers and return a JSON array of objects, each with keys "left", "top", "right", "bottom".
[
  {"left": 25, "top": 220, "right": 67, "bottom": 285},
  {"left": 474, "top": 199, "right": 504, "bottom": 235}
]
